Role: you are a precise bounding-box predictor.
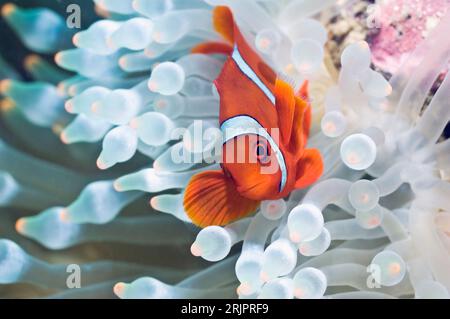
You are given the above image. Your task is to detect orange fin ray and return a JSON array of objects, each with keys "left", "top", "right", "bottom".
[
  {"left": 184, "top": 170, "right": 260, "bottom": 228},
  {"left": 274, "top": 79, "right": 296, "bottom": 146}
]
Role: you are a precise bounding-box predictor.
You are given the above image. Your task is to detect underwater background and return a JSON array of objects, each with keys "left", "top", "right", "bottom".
[{"left": 0, "top": 0, "right": 449, "bottom": 299}]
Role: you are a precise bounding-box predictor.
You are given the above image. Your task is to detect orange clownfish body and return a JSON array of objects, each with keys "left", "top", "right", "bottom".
[{"left": 184, "top": 6, "right": 323, "bottom": 228}]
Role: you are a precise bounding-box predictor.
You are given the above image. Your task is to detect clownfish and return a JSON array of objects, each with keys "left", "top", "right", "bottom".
[{"left": 183, "top": 6, "right": 323, "bottom": 228}]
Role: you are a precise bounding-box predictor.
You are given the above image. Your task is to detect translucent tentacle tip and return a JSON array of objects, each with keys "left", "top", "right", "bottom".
[
  {"left": 1, "top": 3, "right": 15, "bottom": 17},
  {"left": 24, "top": 55, "right": 40, "bottom": 69},
  {"left": 370, "top": 250, "right": 406, "bottom": 287},
  {"left": 190, "top": 226, "right": 231, "bottom": 262},
  {"left": 54, "top": 52, "right": 63, "bottom": 66},
  {"left": 113, "top": 278, "right": 168, "bottom": 299},
  {"left": 261, "top": 199, "right": 287, "bottom": 220},
  {"left": 0, "top": 99, "right": 15, "bottom": 113},
  {"left": 255, "top": 29, "right": 281, "bottom": 54},
  {"left": 348, "top": 179, "right": 380, "bottom": 212},
  {"left": 112, "top": 178, "right": 127, "bottom": 192},
  {"left": 340, "top": 134, "right": 377, "bottom": 171},
  {"left": 293, "top": 267, "right": 327, "bottom": 299},
  {"left": 236, "top": 282, "right": 254, "bottom": 297},
  {"left": 0, "top": 79, "right": 11, "bottom": 94},
  {"left": 321, "top": 111, "right": 347, "bottom": 138},
  {"left": 341, "top": 41, "right": 371, "bottom": 73},
  {"left": 58, "top": 208, "right": 71, "bottom": 223},
  {"left": 113, "top": 282, "right": 127, "bottom": 299},
  {"left": 72, "top": 33, "right": 81, "bottom": 47},
  {"left": 262, "top": 239, "right": 297, "bottom": 279},
  {"left": 148, "top": 62, "right": 185, "bottom": 96},
  {"left": 298, "top": 227, "right": 331, "bottom": 257},
  {"left": 0, "top": 239, "right": 26, "bottom": 283},
  {"left": 356, "top": 205, "right": 384, "bottom": 229},
  {"left": 291, "top": 39, "right": 324, "bottom": 75},
  {"left": 60, "top": 131, "right": 70, "bottom": 145},
  {"left": 64, "top": 100, "right": 74, "bottom": 113},
  {"left": 96, "top": 158, "right": 109, "bottom": 170},
  {"left": 258, "top": 278, "right": 294, "bottom": 299},
  {"left": 288, "top": 204, "right": 324, "bottom": 243},
  {"left": 15, "top": 218, "right": 26, "bottom": 235}
]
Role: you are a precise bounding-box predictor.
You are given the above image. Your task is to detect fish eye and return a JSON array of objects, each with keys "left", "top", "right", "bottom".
[
  {"left": 256, "top": 141, "right": 270, "bottom": 164},
  {"left": 256, "top": 144, "right": 267, "bottom": 156}
]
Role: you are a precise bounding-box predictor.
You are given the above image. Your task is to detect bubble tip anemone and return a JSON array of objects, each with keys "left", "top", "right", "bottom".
[
  {"left": 72, "top": 33, "right": 80, "bottom": 47},
  {"left": 59, "top": 131, "right": 69, "bottom": 145},
  {"left": 237, "top": 282, "right": 253, "bottom": 297},
  {"left": 260, "top": 271, "right": 270, "bottom": 283},
  {"left": 23, "top": 54, "right": 40, "bottom": 70},
  {"left": 15, "top": 218, "right": 26, "bottom": 235},
  {"left": 54, "top": 52, "right": 63, "bottom": 66},
  {"left": 64, "top": 100, "right": 74, "bottom": 113},
  {"left": 0, "top": 98, "right": 15, "bottom": 113},
  {"left": 1, "top": 3, "right": 15, "bottom": 17},
  {"left": 96, "top": 158, "right": 109, "bottom": 170},
  {"left": 0, "top": 79, "right": 11, "bottom": 94},
  {"left": 113, "top": 180, "right": 124, "bottom": 192},
  {"left": 190, "top": 242, "right": 202, "bottom": 257},
  {"left": 113, "top": 282, "right": 126, "bottom": 298},
  {"left": 129, "top": 118, "right": 139, "bottom": 129}
]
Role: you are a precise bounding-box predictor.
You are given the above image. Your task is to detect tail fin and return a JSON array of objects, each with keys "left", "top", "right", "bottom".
[{"left": 184, "top": 170, "right": 260, "bottom": 228}]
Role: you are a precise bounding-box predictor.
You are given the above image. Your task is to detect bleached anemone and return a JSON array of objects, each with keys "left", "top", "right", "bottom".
[{"left": 0, "top": 0, "right": 449, "bottom": 299}]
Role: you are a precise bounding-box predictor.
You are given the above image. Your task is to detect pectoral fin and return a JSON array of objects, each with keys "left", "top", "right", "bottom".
[{"left": 294, "top": 149, "right": 324, "bottom": 189}]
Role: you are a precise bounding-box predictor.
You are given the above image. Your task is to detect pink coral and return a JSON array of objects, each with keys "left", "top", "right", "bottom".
[{"left": 369, "top": 0, "right": 450, "bottom": 74}]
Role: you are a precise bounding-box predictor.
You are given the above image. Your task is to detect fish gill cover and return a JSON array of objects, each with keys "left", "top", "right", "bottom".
[{"left": 0, "top": 0, "right": 449, "bottom": 299}]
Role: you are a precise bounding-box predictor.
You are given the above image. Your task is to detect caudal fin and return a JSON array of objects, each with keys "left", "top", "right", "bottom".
[{"left": 183, "top": 170, "right": 260, "bottom": 228}]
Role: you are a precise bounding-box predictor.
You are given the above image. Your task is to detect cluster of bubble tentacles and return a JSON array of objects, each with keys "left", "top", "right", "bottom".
[{"left": 0, "top": 0, "right": 449, "bottom": 299}]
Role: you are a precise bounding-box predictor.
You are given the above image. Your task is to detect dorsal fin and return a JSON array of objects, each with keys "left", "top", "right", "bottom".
[
  {"left": 274, "top": 79, "right": 296, "bottom": 146},
  {"left": 290, "top": 96, "right": 310, "bottom": 155}
]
